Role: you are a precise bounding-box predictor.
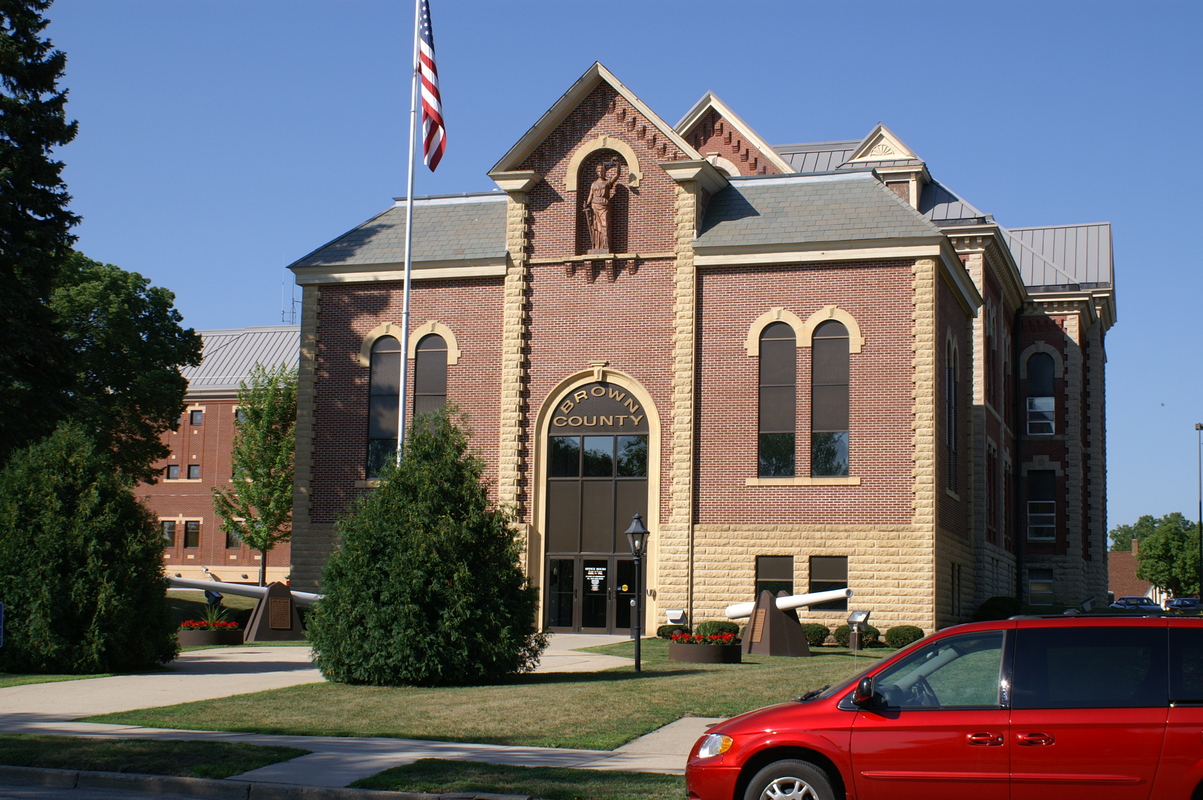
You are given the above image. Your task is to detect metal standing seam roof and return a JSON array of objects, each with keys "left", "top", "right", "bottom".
[
  {"left": 1005, "top": 223, "right": 1114, "bottom": 289},
  {"left": 289, "top": 194, "right": 508, "bottom": 269},
  {"left": 182, "top": 326, "right": 300, "bottom": 394},
  {"left": 695, "top": 172, "right": 943, "bottom": 250},
  {"left": 920, "top": 180, "right": 990, "bottom": 224},
  {"left": 773, "top": 141, "right": 858, "bottom": 174}
]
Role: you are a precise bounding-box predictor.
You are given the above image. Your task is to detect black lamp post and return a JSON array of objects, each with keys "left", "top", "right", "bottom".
[{"left": 625, "top": 512, "right": 650, "bottom": 673}]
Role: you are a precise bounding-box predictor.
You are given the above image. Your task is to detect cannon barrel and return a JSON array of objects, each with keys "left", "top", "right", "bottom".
[
  {"left": 725, "top": 588, "right": 854, "bottom": 620},
  {"left": 169, "top": 576, "right": 323, "bottom": 608}
]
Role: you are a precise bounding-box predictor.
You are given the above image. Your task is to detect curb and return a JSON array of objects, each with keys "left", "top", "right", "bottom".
[{"left": 0, "top": 765, "right": 535, "bottom": 800}]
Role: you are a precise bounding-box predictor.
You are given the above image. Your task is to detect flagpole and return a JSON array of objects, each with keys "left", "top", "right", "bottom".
[{"left": 397, "top": 0, "right": 422, "bottom": 467}]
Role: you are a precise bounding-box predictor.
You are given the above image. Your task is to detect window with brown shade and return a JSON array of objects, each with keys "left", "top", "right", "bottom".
[
  {"left": 183, "top": 520, "right": 200, "bottom": 548},
  {"left": 811, "top": 320, "right": 849, "bottom": 476},
  {"left": 367, "top": 335, "right": 401, "bottom": 479},
  {"left": 758, "top": 321, "right": 796, "bottom": 477},
  {"left": 756, "top": 556, "right": 794, "bottom": 598},
  {"left": 413, "top": 334, "right": 448, "bottom": 419},
  {"left": 809, "top": 555, "right": 848, "bottom": 610}
]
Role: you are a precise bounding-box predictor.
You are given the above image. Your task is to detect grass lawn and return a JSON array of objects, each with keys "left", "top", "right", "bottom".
[
  {"left": 86, "top": 638, "right": 885, "bottom": 750},
  {"left": 0, "top": 673, "right": 116, "bottom": 689},
  {"left": 0, "top": 735, "right": 308, "bottom": 779},
  {"left": 351, "top": 759, "right": 683, "bottom": 800}
]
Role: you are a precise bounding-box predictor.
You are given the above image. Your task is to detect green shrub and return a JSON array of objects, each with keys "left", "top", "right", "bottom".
[
  {"left": 833, "top": 623, "right": 880, "bottom": 648},
  {"left": 0, "top": 423, "right": 178, "bottom": 673},
  {"left": 307, "top": 408, "right": 545, "bottom": 686},
  {"left": 972, "top": 595, "right": 1022, "bottom": 621},
  {"left": 695, "top": 620, "right": 740, "bottom": 638},
  {"left": 801, "top": 623, "right": 831, "bottom": 647},
  {"left": 884, "top": 625, "right": 926, "bottom": 648},
  {"left": 657, "top": 624, "right": 690, "bottom": 639}
]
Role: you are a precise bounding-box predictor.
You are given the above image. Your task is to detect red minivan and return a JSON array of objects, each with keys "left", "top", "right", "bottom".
[{"left": 685, "top": 615, "right": 1203, "bottom": 800}]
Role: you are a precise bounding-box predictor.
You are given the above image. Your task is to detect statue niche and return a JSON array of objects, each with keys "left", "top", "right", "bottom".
[{"left": 577, "top": 150, "right": 628, "bottom": 255}]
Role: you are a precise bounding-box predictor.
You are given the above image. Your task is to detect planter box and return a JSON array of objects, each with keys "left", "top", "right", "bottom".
[
  {"left": 668, "top": 641, "right": 742, "bottom": 664},
  {"left": 177, "top": 629, "right": 243, "bottom": 647}
]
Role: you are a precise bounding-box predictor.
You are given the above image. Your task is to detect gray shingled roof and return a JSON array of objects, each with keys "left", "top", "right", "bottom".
[
  {"left": 290, "top": 194, "right": 507, "bottom": 268},
  {"left": 182, "top": 326, "right": 299, "bottom": 395},
  {"left": 695, "top": 172, "right": 943, "bottom": 250},
  {"left": 1006, "top": 223, "right": 1113, "bottom": 289},
  {"left": 920, "top": 180, "right": 990, "bottom": 224}
]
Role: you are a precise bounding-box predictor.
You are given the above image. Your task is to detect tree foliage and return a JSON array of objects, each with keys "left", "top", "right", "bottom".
[
  {"left": 1135, "top": 512, "right": 1200, "bottom": 599},
  {"left": 53, "top": 252, "right": 202, "bottom": 483},
  {"left": 0, "top": 0, "right": 79, "bottom": 463},
  {"left": 1109, "top": 515, "right": 1157, "bottom": 552},
  {"left": 212, "top": 364, "right": 297, "bottom": 586},
  {"left": 308, "top": 407, "right": 545, "bottom": 686},
  {"left": 0, "top": 422, "right": 178, "bottom": 673}
]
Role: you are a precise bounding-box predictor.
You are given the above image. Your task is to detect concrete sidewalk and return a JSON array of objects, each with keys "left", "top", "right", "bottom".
[{"left": 0, "top": 635, "right": 717, "bottom": 787}]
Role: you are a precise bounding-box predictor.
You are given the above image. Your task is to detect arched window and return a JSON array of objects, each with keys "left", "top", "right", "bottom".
[
  {"left": 758, "top": 321, "right": 796, "bottom": 477},
  {"left": 811, "top": 320, "right": 849, "bottom": 477},
  {"left": 367, "top": 335, "right": 401, "bottom": 478},
  {"left": 413, "top": 334, "right": 448, "bottom": 419},
  {"left": 945, "top": 341, "right": 959, "bottom": 492},
  {"left": 1026, "top": 353, "right": 1055, "bottom": 435}
]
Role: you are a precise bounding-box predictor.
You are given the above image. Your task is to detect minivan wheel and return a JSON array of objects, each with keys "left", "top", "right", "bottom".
[{"left": 743, "top": 759, "right": 835, "bottom": 800}]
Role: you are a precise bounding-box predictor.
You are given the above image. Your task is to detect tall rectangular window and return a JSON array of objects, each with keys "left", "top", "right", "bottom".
[
  {"left": 945, "top": 346, "right": 958, "bottom": 492},
  {"left": 755, "top": 556, "right": 793, "bottom": 598},
  {"left": 162, "top": 520, "right": 176, "bottom": 546},
  {"left": 811, "top": 321, "right": 850, "bottom": 476},
  {"left": 413, "top": 334, "right": 448, "bottom": 419},
  {"left": 758, "top": 322, "right": 796, "bottom": 477},
  {"left": 1026, "top": 352, "right": 1055, "bottom": 434},
  {"left": 809, "top": 556, "right": 848, "bottom": 610},
  {"left": 1027, "top": 470, "right": 1056, "bottom": 540},
  {"left": 183, "top": 520, "right": 200, "bottom": 548},
  {"left": 367, "top": 336, "right": 401, "bottom": 478}
]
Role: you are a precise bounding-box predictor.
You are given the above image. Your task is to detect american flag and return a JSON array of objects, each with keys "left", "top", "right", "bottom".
[{"left": 418, "top": 0, "right": 445, "bottom": 171}]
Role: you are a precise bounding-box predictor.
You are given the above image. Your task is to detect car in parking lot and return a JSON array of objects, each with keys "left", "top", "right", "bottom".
[
  {"left": 685, "top": 615, "right": 1203, "bottom": 800},
  {"left": 1109, "top": 595, "right": 1164, "bottom": 611},
  {"left": 1167, "top": 597, "right": 1200, "bottom": 612}
]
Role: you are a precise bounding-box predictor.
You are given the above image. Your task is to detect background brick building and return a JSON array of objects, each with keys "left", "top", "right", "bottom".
[
  {"left": 140, "top": 325, "right": 299, "bottom": 584},
  {"left": 287, "top": 64, "right": 1115, "bottom": 633}
]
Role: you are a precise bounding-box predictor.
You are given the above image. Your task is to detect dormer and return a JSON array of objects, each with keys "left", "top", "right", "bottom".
[
  {"left": 675, "top": 92, "right": 794, "bottom": 177},
  {"left": 844, "top": 123, "right": 930, "bottom": 208}
]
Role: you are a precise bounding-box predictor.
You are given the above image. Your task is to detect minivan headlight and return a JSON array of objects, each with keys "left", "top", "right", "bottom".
[{"left": 697, "top": 733, "right": 733, "bottom": 759}]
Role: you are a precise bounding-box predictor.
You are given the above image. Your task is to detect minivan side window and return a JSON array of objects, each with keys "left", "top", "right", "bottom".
[
  {"left": 1013, "top": 626, "right": 1167, "bottom": 709},
  {"left": 1170, "top": 627, "right": 1203, "bottom": 704},
  {"left": 873, "top": 631, "right": 1004, "bottom": 709}
]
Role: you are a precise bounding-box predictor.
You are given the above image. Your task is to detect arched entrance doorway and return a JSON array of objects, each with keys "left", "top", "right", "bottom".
[{"left": 538, "top": 374, "right": 658, "bottom": 634}]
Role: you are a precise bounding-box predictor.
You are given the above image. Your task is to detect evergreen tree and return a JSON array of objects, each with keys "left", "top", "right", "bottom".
[
  {"left": 308, "top": 407, "right": 545, "bottom": 686},
  {"left": 0, "top": 422, "right": 178, "bottom": 673},
  {"left": 212, "top": 363, "right": 297, "bottom": 586},
  {"left": 0, "top": 0, "right": 79, "bottom": 464}
]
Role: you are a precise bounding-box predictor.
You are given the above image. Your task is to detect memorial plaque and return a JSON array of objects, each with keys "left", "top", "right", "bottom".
[
  {"left": 750, "top": 608, "right": 767, "bottom": 643},
  {"left": 270, "top": 597, "right": 291, "bottom": 629}
]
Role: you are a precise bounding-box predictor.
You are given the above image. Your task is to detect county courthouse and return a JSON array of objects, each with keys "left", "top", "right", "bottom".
[{"left": 286, "top": 64, "right": 1115, "bottom": 634}]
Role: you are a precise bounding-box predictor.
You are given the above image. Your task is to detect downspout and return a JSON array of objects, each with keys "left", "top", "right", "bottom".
[{"left": 1013, "top": 305, "right": 1025, "bottom": 601}]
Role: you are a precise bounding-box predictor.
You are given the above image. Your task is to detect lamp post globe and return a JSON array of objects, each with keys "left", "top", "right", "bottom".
[{"left": 624, "top": 512, "right": 650, "bottom": 673}]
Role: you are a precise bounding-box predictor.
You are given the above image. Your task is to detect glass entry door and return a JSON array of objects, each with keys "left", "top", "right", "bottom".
[{"left": 546, "top": 555, "right": 636, "bottom": 634}]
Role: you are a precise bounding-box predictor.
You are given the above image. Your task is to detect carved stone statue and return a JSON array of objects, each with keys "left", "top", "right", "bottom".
[{"left": 583, "top": 161, "right": 622, "bottom": 253}]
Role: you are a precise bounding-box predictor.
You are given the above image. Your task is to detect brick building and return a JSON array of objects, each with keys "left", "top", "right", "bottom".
[
  {"left": 287, "top": 64, "right": 1115, "bottom": 633},
  {"left": 141, "top": 325, "right": 299, "bottom": 584}
]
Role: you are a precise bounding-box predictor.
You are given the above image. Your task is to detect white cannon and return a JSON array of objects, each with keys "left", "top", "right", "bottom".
[
  {"left": 169, "top": 576, "right": 323, "bottom": 608},
  {"left": 725, "top": 588, "right": 853, "bottom": 620}
]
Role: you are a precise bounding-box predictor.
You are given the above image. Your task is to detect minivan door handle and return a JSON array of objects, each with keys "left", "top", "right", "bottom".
[
  {"left": 967, "top": 732, "right": 1004, "bottom": 746},
  {"left": 1016, "top": 732, "right": 1055, "bottom": 746}
]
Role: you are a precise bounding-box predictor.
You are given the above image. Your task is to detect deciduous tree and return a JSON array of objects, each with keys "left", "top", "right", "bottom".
[
  {"left": 1135, "top": 512, "right": 1200, "bottom": 599},
  {"left": 212, "top": 364, "right": 297, "bottom": 586}
]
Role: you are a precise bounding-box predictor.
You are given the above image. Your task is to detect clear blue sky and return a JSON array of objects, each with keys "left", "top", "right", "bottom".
[{"left": 45, "top": 1, "right": 1202, "bottom": 532}]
